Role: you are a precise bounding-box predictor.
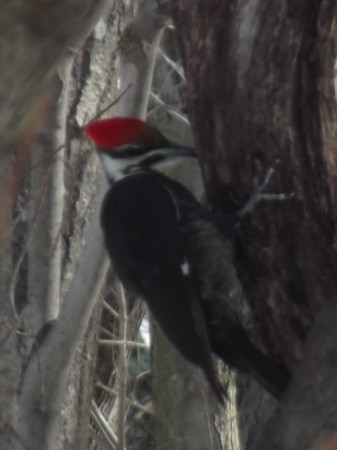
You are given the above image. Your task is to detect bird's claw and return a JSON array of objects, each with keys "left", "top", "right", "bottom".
[{"left": 239, "top": 159, "right": 294, "bottom": 217}]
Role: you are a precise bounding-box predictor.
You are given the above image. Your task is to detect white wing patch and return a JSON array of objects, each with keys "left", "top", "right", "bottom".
[{"left": 180, "top": 257, "right": 190, "bottom": 276}]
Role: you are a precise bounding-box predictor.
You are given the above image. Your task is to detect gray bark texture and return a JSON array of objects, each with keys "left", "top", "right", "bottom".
[
  {"left": 0, "top": 1, "right": 137, "bottom": 448},
  {"left": 0, "top": 0, "right": 109, "bottom": 160},
  {"left": 173, "top": 0, "right": 337, "bottom": 449}
]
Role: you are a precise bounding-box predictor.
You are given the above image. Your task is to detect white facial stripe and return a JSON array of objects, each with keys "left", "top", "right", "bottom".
[
  {"left": 100, "top": 153, "right": 138, "bottom": 180},
  {"left": 100, "top": 147, "right": 193, "bottom": 181}
]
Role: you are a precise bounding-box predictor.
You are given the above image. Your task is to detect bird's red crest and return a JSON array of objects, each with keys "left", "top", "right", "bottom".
[{"left": 85, "top": 117, "right": 165, "bottom": 150}]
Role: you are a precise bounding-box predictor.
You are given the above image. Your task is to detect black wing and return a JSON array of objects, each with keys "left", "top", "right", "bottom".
[{"left": 101, "top": 171, "right": 223, "bottom": 399}]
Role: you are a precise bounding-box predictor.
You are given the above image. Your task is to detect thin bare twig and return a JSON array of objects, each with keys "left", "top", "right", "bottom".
[
  {"left": 85, "top": 83, "right": 132, "bottom": 126},
  {"left": 128, "top": 399, "right": 152, "bottom": 416},
  {"left": 100, "top": 326, "right": 114, "bottom": 338},
  {"left": 158, "top": 48, "right": 186, "bottom": 81},
  {"left": 91, "top": 400, "right": 119, "bottom": 448},
  {"left": 95, "top": 381, "right": 118, "bottom": 396},
  {"left": 99, "top": 339, "right": 148, "bottom": 349},
  {"left": 29, "top": 84, "right": 132, "bottom": 173},
  {"left": 155, "top": 66, "right": 175, "bottom": 97},
  {"left": 103, "top": 301, "right": 120, "bottom": 319},
  {"left": 149, "top": 91, "right": 190, "bottom": 125},
  {"left": 115, "top": 281, "right": 128, "bottom": 450},
  {"left": 136, "top": 369, "right": 151, "bottom": 380}
]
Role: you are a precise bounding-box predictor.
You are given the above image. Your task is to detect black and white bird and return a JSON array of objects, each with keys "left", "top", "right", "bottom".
[{"left": 85, "top": 116, "right": 291, "bottom": 401}]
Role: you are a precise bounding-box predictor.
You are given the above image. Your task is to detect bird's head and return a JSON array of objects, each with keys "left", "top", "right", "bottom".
[{"left": 85, "top": 117, "right": 196, "bottom": 181}]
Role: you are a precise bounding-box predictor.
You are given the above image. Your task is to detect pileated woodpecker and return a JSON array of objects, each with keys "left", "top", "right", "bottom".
[{"left": 85, "top": 117, "right": 291, "bottom": 401}]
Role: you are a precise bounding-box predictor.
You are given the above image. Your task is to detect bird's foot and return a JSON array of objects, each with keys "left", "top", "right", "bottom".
[{"left": 239, "top": 159, "right": 294, "bottom": 217}]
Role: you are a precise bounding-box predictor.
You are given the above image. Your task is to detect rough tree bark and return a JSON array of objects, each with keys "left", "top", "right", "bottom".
[
  {"left": 0, "top": 0, "right": 110, "bottom": 159},
  {"left": 173, "top": 1, "right": 337, "bottom": 449},
  {"left": 0, "top": 1, "right": 136, "bottom": 449}
]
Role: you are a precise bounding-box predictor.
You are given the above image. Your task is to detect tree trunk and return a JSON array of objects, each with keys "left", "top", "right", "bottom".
[
  {"left": 0, "top": 2, "right": 137, "bottom": 448},
  {"left": 173, "top": 1, "right": 337, "bottom": 449}
]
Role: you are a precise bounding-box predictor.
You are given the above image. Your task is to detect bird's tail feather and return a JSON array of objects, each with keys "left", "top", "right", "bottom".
[{"left": 214, "top": 325, "right": 291, "bottom": 399}]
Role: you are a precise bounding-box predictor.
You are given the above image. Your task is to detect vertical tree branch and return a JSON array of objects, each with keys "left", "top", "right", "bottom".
[
  {"left": 27, "top": 57, "right": 73, "bottom": 336},
  {"left": 16, "top": 2, "right": 171, "bottom": 448}
]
